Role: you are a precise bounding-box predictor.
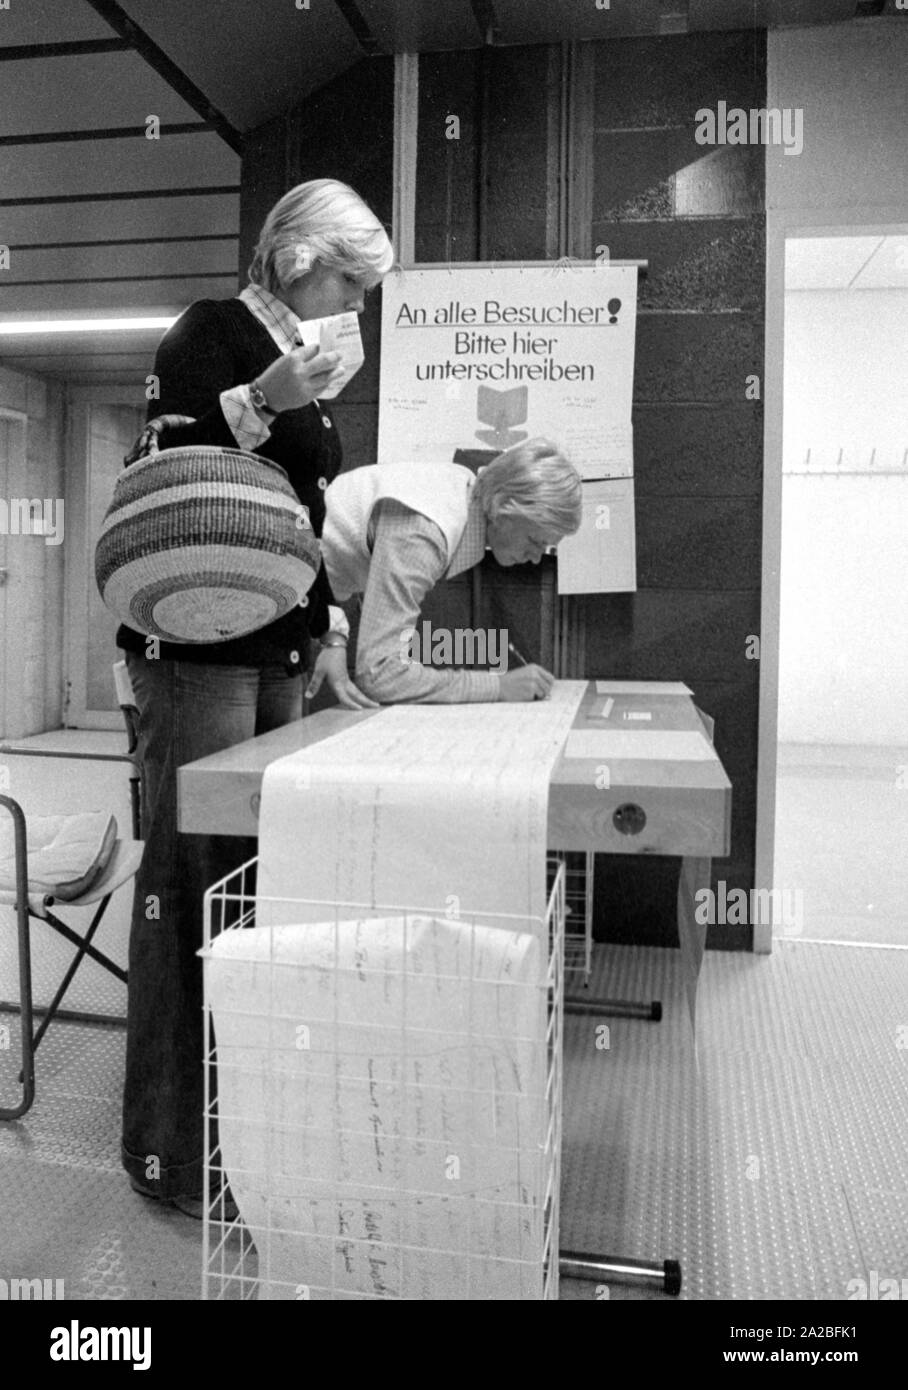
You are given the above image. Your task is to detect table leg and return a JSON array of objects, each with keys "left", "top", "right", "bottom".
[{"left": 677, "top": 854, "right": 711, "bottom": 1036}]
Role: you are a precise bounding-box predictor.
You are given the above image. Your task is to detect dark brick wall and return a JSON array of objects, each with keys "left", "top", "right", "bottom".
[
  {"left": 587, "top": 33, "right": 765, "bottom": 948},
  {"left": 239, "top": 32, "right": 766, "bottom": 950}
]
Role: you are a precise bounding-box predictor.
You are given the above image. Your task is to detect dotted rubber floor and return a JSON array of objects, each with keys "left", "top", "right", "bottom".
[{"left": 1, "top": 940, "right": 906, "bottom": 1301}]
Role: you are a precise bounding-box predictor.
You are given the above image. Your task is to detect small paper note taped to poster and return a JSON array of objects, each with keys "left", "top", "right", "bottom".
[{"left": 557, "top": 479, "right": 636, "bottom": 595}]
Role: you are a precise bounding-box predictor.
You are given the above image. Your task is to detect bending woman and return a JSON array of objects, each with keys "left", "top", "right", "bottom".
[{"left": 118, "top": 179, "right": 393, "bottom": 1214}]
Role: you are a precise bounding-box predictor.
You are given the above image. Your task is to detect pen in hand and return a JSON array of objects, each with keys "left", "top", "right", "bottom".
[{"left": 504, "top": 641, "right": 554, "bottom": 701}]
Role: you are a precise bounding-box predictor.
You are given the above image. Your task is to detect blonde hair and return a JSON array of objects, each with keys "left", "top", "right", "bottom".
[
  {"left": 248, "top": 178, "right": 394, "bottom": 295},
  {"left": 475, "top": 438, "right": 582, "bottom": 539}
]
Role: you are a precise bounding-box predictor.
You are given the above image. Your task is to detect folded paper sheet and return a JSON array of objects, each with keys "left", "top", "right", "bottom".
[{"left": 206, "top": 682, "right": 587, "bottom": 1300}]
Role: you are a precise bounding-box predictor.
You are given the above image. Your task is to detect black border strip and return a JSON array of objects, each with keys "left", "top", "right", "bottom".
[
  {"left": 9, "top": 235, "right": 237, "bottom": 251},
  {"left": 331, "top": 0, "right": 381, "bottom": 54},
  {"left": 0, "top": 186, "right": 240, "bottom": 207},
  {"left": 0, "top": 272, "right": 234, "bottom": 288},
  {"left": 0, "top": 122, "right": 214, "bottom": 147},
  {"left": 0, "top": 38, "right": 131, "bottom": 60}
]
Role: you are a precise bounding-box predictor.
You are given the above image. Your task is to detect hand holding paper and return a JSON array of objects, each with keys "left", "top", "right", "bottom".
[
  {"left": 295, "top": 311, "right": 365, "bottom": 399},
  {"left": 254, "top": 341, "right": 343, "bottom": 412}
]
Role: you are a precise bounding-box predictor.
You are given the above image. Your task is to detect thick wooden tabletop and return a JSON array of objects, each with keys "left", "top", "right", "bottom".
[{"left": 178, "top": 680, "right": 731, "bottom": 857}]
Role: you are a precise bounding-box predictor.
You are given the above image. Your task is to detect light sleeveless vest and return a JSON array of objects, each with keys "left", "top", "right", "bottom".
[{"left": 321, "top": 462, "right": 476, "bottom": 600}]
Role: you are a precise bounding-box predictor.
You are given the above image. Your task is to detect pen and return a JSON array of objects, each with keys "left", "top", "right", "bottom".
[{"left": 508, "top": 641, "right": 529, "bottom": 667}]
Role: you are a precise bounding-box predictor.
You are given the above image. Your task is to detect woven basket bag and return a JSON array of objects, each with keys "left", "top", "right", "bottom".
[{"left": 95, "top": 415, "right": 321, "bottom": 644}]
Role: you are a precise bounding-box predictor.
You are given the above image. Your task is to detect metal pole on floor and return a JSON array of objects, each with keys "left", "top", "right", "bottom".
[
  {"left": 559, "top": 1250, "right": 682, "bottom": 1296},
  {"left": 564, "top": 995, "right": 662, "bottom": 1021}
]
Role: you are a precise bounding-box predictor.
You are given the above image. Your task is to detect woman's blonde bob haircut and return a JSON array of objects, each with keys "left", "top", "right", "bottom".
[
  {"left": 476, "top": 438, "right": 583, "bottom": 540},
  {"left": 248, "top": 178, "right": 394, "bottom": 296}
]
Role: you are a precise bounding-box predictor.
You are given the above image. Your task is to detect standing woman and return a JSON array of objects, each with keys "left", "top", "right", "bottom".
[{"left": 118, "top": 179, "right": 393, "bottom": 1214}]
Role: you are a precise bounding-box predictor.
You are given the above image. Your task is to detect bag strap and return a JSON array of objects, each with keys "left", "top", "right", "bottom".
[{"left": 123, "top": 414, "right": 197, "bottom": 466}]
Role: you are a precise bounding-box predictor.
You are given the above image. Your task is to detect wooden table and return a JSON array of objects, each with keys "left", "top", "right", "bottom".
[{"left": 178, "top": 680, "right": 731, "bottom": 859}]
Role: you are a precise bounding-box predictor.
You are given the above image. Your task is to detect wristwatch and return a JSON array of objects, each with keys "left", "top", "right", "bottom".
[
  {"left": 321, "top": 634, "right": 348, "bottom": 649},
  {"left": 249, "top": 379, "right": 277, "bottom": 418}
]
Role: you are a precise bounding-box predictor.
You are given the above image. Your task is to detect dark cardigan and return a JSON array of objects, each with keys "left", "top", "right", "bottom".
[{"left": 116, "top": 296, "right": 343, "bottom": 669}]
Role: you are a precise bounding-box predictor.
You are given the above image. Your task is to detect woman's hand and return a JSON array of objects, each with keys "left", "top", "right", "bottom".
[
  {"left": 255, "top": 343, "right": 344, "bottom": 413},
  {"left": 305, "top": 645, "right": 379, "bottom": 710},
  {"left": 497, "top": 663, "right": 555, "bottom": 702}
]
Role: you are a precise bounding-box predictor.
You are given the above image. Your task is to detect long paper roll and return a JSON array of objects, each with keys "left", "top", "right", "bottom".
[{"left": 205, "top": 682, "right": 586, "bottom": 1300}]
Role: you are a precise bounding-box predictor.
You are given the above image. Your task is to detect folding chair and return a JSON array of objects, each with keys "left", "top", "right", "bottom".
[{"left": 0, "top": 795, "right": 143, "bottom": 1119}]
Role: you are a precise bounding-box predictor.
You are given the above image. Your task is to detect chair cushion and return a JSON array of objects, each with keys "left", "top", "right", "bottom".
[{"left": 0, "top": 811, "right": 118, "bottom": 901}]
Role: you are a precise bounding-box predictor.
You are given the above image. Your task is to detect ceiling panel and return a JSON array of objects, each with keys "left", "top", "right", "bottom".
[
  {"left": 7, "top": 239, "right": 239, "bottom": 284},
  {"left": 356, "top": 0, "right": 482, "bottom": 51},
  {"left": 492, "top": 0, "right": 673, "bottom": 44},
  {"left": 118, "top": 0, "right": 364, "bottom": 130},
  {"left": 0, "top": 352, "right": 155, "bottom": 379},
  {"left": 0, "top": 320, "right": 173, "bottom": 384},
  {"left": 0, "top": 0, "right": 115, "bottom": 44},
  {"left": 690, "top": 0, "right": 859, "bottom": 28},
  {"left": 0, "top": 132, "right": 239, "bottom": 201},
  {"left": 0, "top": 193, "right": 240, "bottom": 247},
  {"left": 0, "top": 52, "right": 203, "bottom": 134},
  {"left": 0, "top": 276, "right": 238, "bottom": 312}
]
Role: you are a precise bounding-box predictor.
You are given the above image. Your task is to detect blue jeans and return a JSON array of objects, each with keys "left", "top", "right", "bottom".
[{"left": 121, "top": 654, "right": 303, "bottom": 1198}]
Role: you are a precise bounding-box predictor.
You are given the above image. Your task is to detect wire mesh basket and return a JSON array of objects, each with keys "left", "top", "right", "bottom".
[
  {"left": 552, "top": 850, "right": 594, "bottom": 987},
  {"left": 201, "top": 855, "right": 566, "bottom": 1301}
]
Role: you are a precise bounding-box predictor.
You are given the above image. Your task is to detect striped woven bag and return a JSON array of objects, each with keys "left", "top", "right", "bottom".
[{"left": 95, "top": 415, "right": 321, "bottom": 643}]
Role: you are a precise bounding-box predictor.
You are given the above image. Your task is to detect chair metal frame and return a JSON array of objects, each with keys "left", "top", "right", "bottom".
[{"left": 0, "top": 781, "right": 142, "bottom": 1121}]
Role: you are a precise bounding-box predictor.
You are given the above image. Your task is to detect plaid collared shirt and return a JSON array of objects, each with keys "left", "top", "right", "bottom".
[
  {"left": 355, "top": 491, "right": 500, "bottom": 704},
  {"left": 219, "top": 284, "right": 302, "bottom": 451},
  {"left": 222, "top": 284, "right": 349, "bottom": 638}
]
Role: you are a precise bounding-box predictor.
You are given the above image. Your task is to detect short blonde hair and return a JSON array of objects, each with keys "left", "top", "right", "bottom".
[
  {"left": 475, "top": 438, "right": 583, "bottom": 539},
  {"left": 248, "top": 178, "right": 394, "bottom": 295}
]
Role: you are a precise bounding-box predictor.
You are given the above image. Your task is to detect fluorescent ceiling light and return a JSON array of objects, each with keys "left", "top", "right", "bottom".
[{"left": 0, "top": 316, "right": 178, "bottom": 335}]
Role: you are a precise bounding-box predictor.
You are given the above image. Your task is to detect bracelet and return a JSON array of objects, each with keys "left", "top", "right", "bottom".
[{"left": 321, "top": 634, "right": 348, "bottom": 649}]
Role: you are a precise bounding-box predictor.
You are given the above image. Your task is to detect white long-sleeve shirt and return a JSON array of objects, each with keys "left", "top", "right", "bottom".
[{"left": 354, "top": 498, "right": 501, "bottom": 704}]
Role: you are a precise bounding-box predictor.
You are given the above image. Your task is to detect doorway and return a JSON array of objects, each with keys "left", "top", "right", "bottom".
[
  {"left": 64, "top": 389, "right": 145, "bottom": 729},
  {"left": 765, "top": 230, "right": 908, "bottom": 948},
  {"left": 0, "top": 408, "right": 29, "bottom": 740}
]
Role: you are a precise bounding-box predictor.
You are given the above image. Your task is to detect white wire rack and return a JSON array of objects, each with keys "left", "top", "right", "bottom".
[
  {"left": 201, "top": 855, "right": 566, "bottom": 1301},
  {"left": 555, "top": 851, "right": 594, "bottom": 988}
]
